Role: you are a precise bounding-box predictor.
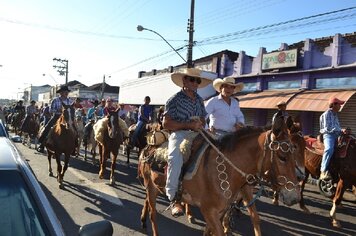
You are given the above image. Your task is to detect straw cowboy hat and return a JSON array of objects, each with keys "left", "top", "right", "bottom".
[
  {"left": 171, "top": 68, "right": 212, "bottom": 89},
  {"left": 213, "top": 77, "right": 244, "bottom": 94},
  {"left": 276, "top": 101, "right": 287, "bottom": 107},
  {"left": 56, "top": 85, "right": 71, "bottom": 93}
]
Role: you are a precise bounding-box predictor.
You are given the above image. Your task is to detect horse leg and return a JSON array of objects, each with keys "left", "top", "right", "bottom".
[
  {"left": 47, "top": 152, "right": 53, "bottom": 177},
  {"left": 299, "top": 171, "right": 311, "bottom": 213},
  {"left": 140, "top": 197, "right": 149, "bottom": 232},
  {"left": 272, "top": 187, "right": 279, "bottom": 205},
  {"left": 110, "top": 153, "right": 118, "bottom": 185},
  {"left": 146, "top": 179, "right": 160, "bottom": 236},
  {"left": 27, "top": 134, "right": 31, "bottom": 148},
  {"left": 185, "top": 204, "right": 194, "bottom": 224},
  {"left": 200, "top": 208, "right": 225, "bottom": 236},
  {"left": 61, "top": 153, "right": 70, "bottom": 179},
  {"left": 241, "top": 185, "right": 261, "bottom": 236},
  {"left": 92, "top": 142, "right": 97, "bottom": 165},
  {"left": 330, "top": 178, "right": 346, "bottom": 228},
  {"left": 55, "top": 153, "right": 64, "bottom": 189},
  {"left": 98, "top": 145, "right": 106, "bottom": 179},
  {"left": 126, "top": 145, "right": 131, "bottom": 166}
]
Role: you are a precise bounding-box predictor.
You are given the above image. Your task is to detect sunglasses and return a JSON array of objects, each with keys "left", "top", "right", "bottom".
[{"left": 185, "top": 76, "right": 202, "bottom": 85}]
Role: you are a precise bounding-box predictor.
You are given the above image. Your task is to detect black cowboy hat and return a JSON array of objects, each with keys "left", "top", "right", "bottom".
[
  {"left": 30, "top": 100, "right": 36, "bottom": 104},
  {"left": 56, "top": 85, "right": 71, "bottom": 93}
]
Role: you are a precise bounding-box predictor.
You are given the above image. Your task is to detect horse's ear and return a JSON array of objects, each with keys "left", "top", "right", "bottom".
[
  {"left": 272, "top": 116, "right": 283, "bottom": 136},
  {"left": 286, "top": 116, "right": 294, "bottom": 130}
]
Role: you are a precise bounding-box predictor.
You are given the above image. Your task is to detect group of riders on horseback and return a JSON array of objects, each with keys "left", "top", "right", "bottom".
[{"left": 3, "top": 68, "right": 354, "bottom": 234}]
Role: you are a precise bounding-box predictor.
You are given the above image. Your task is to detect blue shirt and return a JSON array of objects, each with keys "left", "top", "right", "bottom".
[
  {"left": 165, "top": 90, "right": 207, "bottom": 123},
  {"left": 320, "top": 109, "right": 342, "bottom": 135},
  {"left": 138, "top": 104, "right": 153, "bottom": 122},
  {"left": 50, "top": 96, "right": 72, "bottom": 115}
]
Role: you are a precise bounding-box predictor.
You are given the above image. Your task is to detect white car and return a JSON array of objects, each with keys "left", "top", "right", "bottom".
[{"left": 0, "top": 136, "right": 113, "bottom": 236}]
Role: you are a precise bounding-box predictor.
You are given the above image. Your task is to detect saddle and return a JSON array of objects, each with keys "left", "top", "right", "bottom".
[
  {"left": 305, "top": 136, "right": 324, "bottom": 156},
  {"left": 140, "top": 132, "right": 208, "bottom": 180}
]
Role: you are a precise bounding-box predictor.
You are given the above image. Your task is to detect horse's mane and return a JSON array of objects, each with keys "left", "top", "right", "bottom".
[
  {"left": 217, "top": 126, "right": 265, "bottom": 152},
  {"left": 54, "top": 115, "right": 65, "bottom": 135}
]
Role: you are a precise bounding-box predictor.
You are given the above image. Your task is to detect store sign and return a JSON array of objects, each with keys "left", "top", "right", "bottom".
[{"left": 262, "top": 49, "right": 297, "bottom": 70}]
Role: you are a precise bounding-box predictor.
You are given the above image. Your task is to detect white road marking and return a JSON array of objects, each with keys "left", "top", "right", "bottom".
[{"left": 68, "top": 168, "right": 123, "bottom": 206}]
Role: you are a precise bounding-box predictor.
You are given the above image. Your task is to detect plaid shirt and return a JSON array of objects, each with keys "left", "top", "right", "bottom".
[
  {"left": 26, "top": 105, "right": 37, "bottom": 115},
  {"left": 165, "top": 90, "right": 207, "bottom": 123},
  {"left": 50, "top": 96, "right": 72, "bottom": 115}
]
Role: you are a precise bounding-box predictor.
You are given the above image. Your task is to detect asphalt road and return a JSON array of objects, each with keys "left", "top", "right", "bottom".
[{"left": 11, "top": 136, "right": 356, "bottom": 236}]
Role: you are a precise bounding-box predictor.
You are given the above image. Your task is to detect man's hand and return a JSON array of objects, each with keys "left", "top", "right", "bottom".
[
  {"left": 234, "top": 122, "right": 245, "bottom": 131},
  {"left": 190, "top": 119, "right": 203, "bottom": 131}
]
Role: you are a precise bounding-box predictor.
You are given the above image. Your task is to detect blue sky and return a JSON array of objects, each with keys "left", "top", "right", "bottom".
[{"left": 0, "top": 0, "right": 355, "bottom": 99}]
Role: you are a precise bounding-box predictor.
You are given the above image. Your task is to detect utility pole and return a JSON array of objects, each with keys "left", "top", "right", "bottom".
[
  {"left": 53, "top": 58, "right": 69, "bottom": 84},
  {"left": 100, "top": 75, "right": 110, "bottom": 100},
  {"left": 187, "top": 0, "right": 195, "bottom": 68}
]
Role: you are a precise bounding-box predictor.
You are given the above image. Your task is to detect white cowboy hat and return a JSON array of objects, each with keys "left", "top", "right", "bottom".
[
  {"left": 171, "top": 68, "right": 212, "bottom": 89},
  {"left": 212, "top": 77, "right": 244, "bottom": 94}
]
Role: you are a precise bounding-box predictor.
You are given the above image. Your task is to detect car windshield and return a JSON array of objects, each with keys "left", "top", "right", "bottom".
[{"left": 0, "top": 170, "right": 50, "bottom": 236}]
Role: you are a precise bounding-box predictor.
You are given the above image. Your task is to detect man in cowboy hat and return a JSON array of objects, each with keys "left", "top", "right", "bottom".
[
  {"left": 163, "top": 68, "right": 212, "bottom": 217},
  {"left": 272, "top": 100, "right": 289, "bottom": 125},
  {"left": 319, "top": 97, "right": 345, "bottom": 180},
  {"left": 205, "top": 76, "right": 245, "bottom": 136},
  {"left": 37, "top": 85, "right": 73, "bottom": 153},
  {"left": 20, "top": 100, "right": 38, "bottom": 134}
]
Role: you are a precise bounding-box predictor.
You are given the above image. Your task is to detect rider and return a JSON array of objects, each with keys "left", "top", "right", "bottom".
[
  {"left": 163, "top": 68, "right": 212, "bottom": 217},
  {"left": 37, "top": 85, "right": 73, "bottom": 153},
  {"left": 14, "top": 100, "right": 26, "bottom": 114},
  {"left": 319, "top": 97, "right": 344, "bottom": 180},
  {"left": 272, "top": 101, "right": 289, "bottom": 125},
  {"left": 20, "top": 100, "right": 38, "bottom": 133},
  {"left": 205, "top": 77, "right": 245, "bottom": 136},
  {"left": 130, "top": 96, "right": 153, "bottom": 146}
]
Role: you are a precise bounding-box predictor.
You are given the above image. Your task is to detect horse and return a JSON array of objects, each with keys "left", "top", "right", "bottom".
[
  {"left": 74, "top": 112, "right": 85, "bottom": 158},
  {"left": 125, "top": 122, "right": 152, "bottom": 166},
  {"left": 45, "top": 103, "right": 77, "bottom": 189},
  {"left": 95, "top": 109, "right": 123, "bottom": 185},
  {"left": 222, "top": 116, "right": 306, "bottom": 235},
  {"left": 301, "top": 130, "right": 356, "bottom": 228},
  {"left": 138, "top": 112, "right": 300, "bottom": 236},
  {"left": 21, "top": 113, "right": 40, "bottom": 149},
  {"left": 83, "top": 119, "right": 98, "bottom": 165},
  {"left": 11, "top": 111, "right": 25, "bottom": 135}
]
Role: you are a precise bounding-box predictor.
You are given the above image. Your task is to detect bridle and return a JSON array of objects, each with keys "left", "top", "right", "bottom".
[{"left": 262, "top": 130, "right": 299, "bottom": 192}]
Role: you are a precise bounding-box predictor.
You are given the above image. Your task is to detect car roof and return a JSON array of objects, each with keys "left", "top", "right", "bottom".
[{"left": 0, "top": 137, "right": 19, "bottom": 169}]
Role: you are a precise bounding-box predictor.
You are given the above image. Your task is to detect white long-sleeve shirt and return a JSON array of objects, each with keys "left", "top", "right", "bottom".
[{"left": 205, "top": 94, "right": 245, "bottom": 132}]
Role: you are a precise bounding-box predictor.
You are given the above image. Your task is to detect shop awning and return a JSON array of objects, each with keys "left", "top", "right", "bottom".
[
  {"left": 237, "top": 90, "right": 301, "bottom": 109},
  {"left": 286, "top": 90, "right": 356, "bottom": 112}
]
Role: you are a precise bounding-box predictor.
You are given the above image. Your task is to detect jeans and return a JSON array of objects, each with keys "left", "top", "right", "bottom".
[
  {"left": 131, "top": 121, "right": 145, "bottom": 145},
  {"left": 321, "top": 133, "right": 338, "bottom": 172},
  {"left": 38, "top": 114, "right": 61, "bottom": 144},
  {"left": 166, "top": 130, "right": 191, "bottom": 201}
]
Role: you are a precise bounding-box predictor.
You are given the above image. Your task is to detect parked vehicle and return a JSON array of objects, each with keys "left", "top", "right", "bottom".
[{"left": 0, "top": 137, "right": 113, "bottom": 236}]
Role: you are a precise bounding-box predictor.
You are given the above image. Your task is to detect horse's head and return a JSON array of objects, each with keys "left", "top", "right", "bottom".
[
  {"left": 107, "top": 108, "right": 120, "bottom": 139},
  {"left": 60, "top": 102, "right": 76, "bottom": 130},
  {"left": 268, "top": 114, "right": 300, "bottom": 206},
  {"left": 286, "top": 116, "right": 306, "bottom": 181}
]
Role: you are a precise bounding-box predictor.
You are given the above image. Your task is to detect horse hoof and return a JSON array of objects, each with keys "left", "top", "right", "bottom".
[
  {"left": 188, "top": 216, "right": 195, "bottom": 224},
  {"left": 272, "top": 199, "right": 279, "bottom": 205},
  {"left": 99, "top": 173, "right": 104, "bottom": 179},
  {"left": 59, "top": 184, "right": 64, "bottom": 189},
  {"left": 110, "top": 179, "right": 115, "bottom": 186},
  {"left": 332, "top": 220, "right": 341, "bottom": 228},
  {"left": 49, "top": 172, "right": 53, "bottom": 177}
]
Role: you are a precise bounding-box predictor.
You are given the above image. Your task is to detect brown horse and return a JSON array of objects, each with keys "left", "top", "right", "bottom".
[
  {"left": 302, "top": 131, "right": 356, "bottom": 228},
  {"left": 96, "top": 109, "right": 123, "bottom": 185},
  {"left": 21, "top": 113, "right": 40, "bottom": 149},
  {"left": 11, "top": 110, "right": 25, "bottom": 135},
  {"left": 138, "top": 113, "right": 300, "bottom": 236},
  {"left": 45, "top": 103, "right": 77, "bottom": 189}
]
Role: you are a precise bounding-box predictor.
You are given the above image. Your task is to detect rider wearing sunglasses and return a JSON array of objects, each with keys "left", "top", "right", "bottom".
[{"left": 163, "top": 68, "right": 212, "bottom": 217}]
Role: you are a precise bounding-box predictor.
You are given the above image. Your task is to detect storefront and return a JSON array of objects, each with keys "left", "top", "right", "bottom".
[{"left": 233, "top": 33, "right": 356, "bottom": 135}]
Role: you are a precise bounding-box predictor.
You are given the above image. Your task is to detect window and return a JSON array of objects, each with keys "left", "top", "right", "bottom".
[
  {"left": 316, "top": 77, "right": 356, "bottom": 89},
  {"left": 268, "top": 80, "right": 301, "bottom": 89},
  {"left": 242, "top": 82, "right": 257, "bottom": 92}
]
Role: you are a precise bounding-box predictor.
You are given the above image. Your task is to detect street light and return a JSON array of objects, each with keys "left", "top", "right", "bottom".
[{"left": 137, "top": 25, "right": 187, "bottom": 63}]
